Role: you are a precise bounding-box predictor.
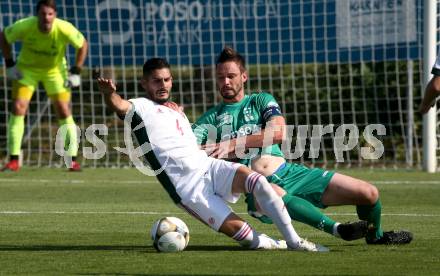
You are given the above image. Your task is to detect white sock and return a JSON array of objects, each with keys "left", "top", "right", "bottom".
[
  {"left": 232, "top": 222, "right": 259, "bottom": 248},
  {"left": 333, "top": 222, "right": 341, "bottom": 237},
  {"left": 245, "top": 172, "right": 301, "bottom": 248}
]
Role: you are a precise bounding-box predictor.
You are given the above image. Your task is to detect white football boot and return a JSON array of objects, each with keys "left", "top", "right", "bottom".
[
  {"left": 288, "top": 238, "right": 329, "bottom": 252},
  {"left": 257, "top": 234, "right": 288, "bottom": 250}
]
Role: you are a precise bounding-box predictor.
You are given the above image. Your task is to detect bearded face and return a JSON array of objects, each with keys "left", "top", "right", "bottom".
[
  {"left": 140, "top": 68, "right": 173, "bottom": 104},
  {"left": 37, "top": 5, "right": 56, "bottom": 33},
  {"left": 216, "top": 61, "right": 247, "bottom": 103}
]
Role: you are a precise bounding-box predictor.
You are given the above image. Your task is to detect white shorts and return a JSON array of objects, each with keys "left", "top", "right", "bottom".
[{"left": 178, "top": 159, "right": 242, "bottom": 231}]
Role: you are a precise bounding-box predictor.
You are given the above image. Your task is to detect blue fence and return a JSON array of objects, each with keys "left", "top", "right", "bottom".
[{"left": 0, "top": 0, "right": 422, "bottom": 66}]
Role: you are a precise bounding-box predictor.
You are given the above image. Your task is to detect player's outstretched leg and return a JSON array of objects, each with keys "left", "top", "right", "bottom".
[
  {"left": 248, "top": 193, "right": 368, "bottom": 241},
  {"left": 336, "top": 221, "right": 369, "bottom": 241},
  {"left": 218, "top": 213, "right": 286, "bottom": 250},
  {"left": 294, "top": 238, "right": 329, "bottom": 252},
  {"left": 323, "top": 173, "right": 412, "bottom": 245},
  {"left": 366, "top": 230, "right": 413, "bottom": 245},
  {"left": 358, "top": 200, "right": 413, "bottom": 245},
  {"left": 283, "top": 194, "right": 368, "bottom": 241},
  {"left": 231, "top": 221, "right": 287, "bottom": 250},
  {"left": 243, "top": 171, "right": 328, "bottom": 252},
  {"left": 256, "top": 234, "right": 287, "bottom": 250}
]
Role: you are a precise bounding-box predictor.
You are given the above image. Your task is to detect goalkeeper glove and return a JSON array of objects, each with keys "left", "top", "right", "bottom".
[
  {"left": 5, "top": 59, "right": 22, "bottom": 80},
  {"left": 66, "top": 66, "right": 81, "bottom": 88}
]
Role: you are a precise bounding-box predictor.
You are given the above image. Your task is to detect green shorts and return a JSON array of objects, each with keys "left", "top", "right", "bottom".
[{"left": 245, "top": 162, "right": 334, "bottom": 223}]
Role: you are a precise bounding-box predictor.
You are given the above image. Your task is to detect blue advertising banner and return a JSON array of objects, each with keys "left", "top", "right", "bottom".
[{"left": 0, "top": 0, "right": 422, "bottom": 66}]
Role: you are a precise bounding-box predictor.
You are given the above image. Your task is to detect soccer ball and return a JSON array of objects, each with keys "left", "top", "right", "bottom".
[{"left": 150, "top": 217, "right": 190, "bottom": 252}]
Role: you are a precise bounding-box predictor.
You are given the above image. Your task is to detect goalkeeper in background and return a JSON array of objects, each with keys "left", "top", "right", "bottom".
[{"left": 0, "top": 0, "right": 88, "bottom": 171}]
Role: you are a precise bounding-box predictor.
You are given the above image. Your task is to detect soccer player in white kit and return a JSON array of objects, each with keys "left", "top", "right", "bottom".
[{"left": 97, "top": 58, "right": 327, "bottom": 251}]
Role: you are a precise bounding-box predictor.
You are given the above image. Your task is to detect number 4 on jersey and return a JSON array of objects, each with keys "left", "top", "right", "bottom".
[{"left": 176, "top": 119, "right": 184, "bottom": 135}]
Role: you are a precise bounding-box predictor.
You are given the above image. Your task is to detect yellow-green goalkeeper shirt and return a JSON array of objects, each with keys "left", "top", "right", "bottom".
[{"left": 4, "top": 16, "right": 85, "bottom": 72}]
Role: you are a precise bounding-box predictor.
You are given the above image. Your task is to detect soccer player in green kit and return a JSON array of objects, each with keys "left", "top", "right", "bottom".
[
  {"left": 0, "top": 0, "right": 88, "bottom": 171},
  {"left": 192, "top": 46, "right": 412, "bottom": 245}
]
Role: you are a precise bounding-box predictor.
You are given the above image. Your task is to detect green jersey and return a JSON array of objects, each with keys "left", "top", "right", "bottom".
[
  {"left": 192, "top": 92, "right": 284, "bottom": 165},
  {"left": 4, "top": 16, "right": 85, "bottom": 72}
]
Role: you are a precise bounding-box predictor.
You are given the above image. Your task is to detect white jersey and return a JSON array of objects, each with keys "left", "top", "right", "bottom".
[
  {"left": 127, "top": 98, "right": 212, "bottom": 202},
  {"left": 433, "top": 53, "right": 440, "bottom": 76}
]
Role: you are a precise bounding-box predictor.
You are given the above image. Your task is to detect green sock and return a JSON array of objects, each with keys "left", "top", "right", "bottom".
[
  {"left": 8, "top": 114, "right": 25, "bottom": 156},
  {"left": 357, "top": 199, "right": 383, "bottom": 239},
  {"left": 58, "top": 116, "right": 78, "bottom": 157},
  {"left": 283, "top": 194, "right": 336, "bottom": 235}
]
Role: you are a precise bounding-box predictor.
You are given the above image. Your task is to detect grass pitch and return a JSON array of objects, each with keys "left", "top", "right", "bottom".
[{"left": 0, "top": 168, "right": 439, "bottom": 275}]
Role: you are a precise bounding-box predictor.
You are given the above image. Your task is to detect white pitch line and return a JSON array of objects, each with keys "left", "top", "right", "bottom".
[
  {"left": 2, "top": 178, "right": 440, "bottom": 185},
  {"left": 325, "top": 212, "right": 440, "bottom": 217},
  {"left": 0, "top": 211, "right": 179, "bottom": 215},
  {"left": 0, "top": 211, "right": 439, "bottom": 217},
  {"left": 0, "top": 178, "right": 157, "bottom": 184},
  {"left": 373, "top": 180, "right": 440, "bottom": 185}
]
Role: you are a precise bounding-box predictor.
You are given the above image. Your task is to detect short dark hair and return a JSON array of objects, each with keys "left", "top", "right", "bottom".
[
  {"left": 143, "top": 58, "right": 171, "bottom": 78},
  {"left": 36, "top": 0, "right": 57, "bottom": 13},
  {"left": 216, "top": 46, "right": 246, "bottom": 72}
]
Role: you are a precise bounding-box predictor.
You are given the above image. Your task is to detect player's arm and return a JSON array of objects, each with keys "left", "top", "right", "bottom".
[
  {"left": 239, "top": 115, "right": 286, "bottom": 146},
  {"left": 207, "top": 115, "right": 286, "bottom": 159},
  {"left": 67, "top": 39, "right": 88, "bottom": 88},
  {"left": 73, "top": 39, "right": 88, "bottom": 71},
  {"left": 0, "top": 29, "right": 22, "bottom": 80},
  {"left": 419, "top": 75, "right": 440, "bottom": 114},
  {"left": 97, "top": 77, "right": 132, "bottom": 116},
  {"left": 0, "top": 30, "right": 13, "bottom": 61}
]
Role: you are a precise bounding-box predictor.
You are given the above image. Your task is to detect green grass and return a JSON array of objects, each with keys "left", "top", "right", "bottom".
[{"left": 0, "top": 168, "right": 439, "bottom": 275}]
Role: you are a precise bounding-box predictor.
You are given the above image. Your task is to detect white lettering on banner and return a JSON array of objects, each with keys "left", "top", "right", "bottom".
[
  {"left": 95, "top": 0, "right": 138, "bottom": 44},
  {"left": 145, "top": 2, "right": 203, "bottom": 21},
  {"left": 336, "top": 0, "right": 416, "bottom": 48},
  {"left": 145, "top": 1, "right": 278, "bottom": 21},
  {"left": 153, "top": 23, "right": 202, "bottom": 44},
  {"left": 96, "top": 0, "right": 280, "bottom": 45},
  {"left": 143, "top": 0, "right": 279, "bottom": 45}
]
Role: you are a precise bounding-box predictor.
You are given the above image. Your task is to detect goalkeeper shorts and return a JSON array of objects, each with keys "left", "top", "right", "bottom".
[{"left": 12, "top": 65, "right": 71, "bottom": 102}]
